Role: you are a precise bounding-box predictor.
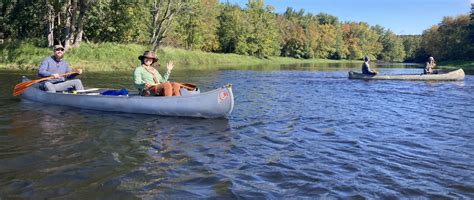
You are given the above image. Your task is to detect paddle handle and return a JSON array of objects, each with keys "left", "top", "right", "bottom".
[
  {"left": 178, "top": 82, "right": 197, "bottom": 90},
  {"left": 146, "top": 82, "right": 197, "bottom": 90},
  {"left": 37, "top": 71, "right": 79, "bottom": 82}
]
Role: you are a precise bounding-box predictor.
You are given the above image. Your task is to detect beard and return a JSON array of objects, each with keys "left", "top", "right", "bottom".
[{"left": 54, "top": 53, "right": 64, "bottom": 60}]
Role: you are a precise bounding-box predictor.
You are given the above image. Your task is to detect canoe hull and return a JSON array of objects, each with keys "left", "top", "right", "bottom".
[
  {"left": 21, "top": 84, "right": 234, "bottom": 118},
  {"left": 348, "top": 69, "right": 465, "bottom": 81}
]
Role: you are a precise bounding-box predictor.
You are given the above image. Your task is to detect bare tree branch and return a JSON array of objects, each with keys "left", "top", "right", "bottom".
[
  {"left": 45, "top": 0, "right": 54, "bottom": 47},
  {"left": 150, "top": 0, "right": 187, "bottom": 51},
  {"left": 73, "top": 0, "right": 88, "bottom": 48},
  {"left": 64, "top": 0, "right": 77, "bottom": 50}
]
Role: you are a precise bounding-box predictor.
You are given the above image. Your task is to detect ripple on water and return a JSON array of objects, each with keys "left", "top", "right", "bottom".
[{"left": 1, "top": 70, "right": 473, "bottom": 198}]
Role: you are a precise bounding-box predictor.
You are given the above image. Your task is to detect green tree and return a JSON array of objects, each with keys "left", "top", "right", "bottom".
[
  {"left": 278, "top": 9, "right": 341, "bottom": 59},
  {"left": 72, "top": 0, "right": 90, "bottom": 48},
  {"left": 309, "top": 23, "right": 338, "bottom": 58},
  {"left": 0, "top": 0, "right": 14, "bottom": 40},
  {"left": 471, "top": 3, "right": 474, "bottom": 40},
  {"left": 6, "top": 1, "right": 45, "bottom": 40},
  {"left": 341, "top": 22, "right": 382, "bottom": 60},
  {"left": 235, "top": 0, "right": 280, "bottom": 58},
  {"left": 439, "top": 15, "right": 470, "bottom": 60},
  {"left": 468, "top": 3, "right": 474, "bottom": 59},
  {"left": 150, "top": 0, "right": 188, "bottom": 50},
  {"left": 378, "top": 30, "right": 405, "bottom": 62},
  {"left": 216, "top": 3, "right": 242, "bottom": 53},
  {"left": 172, "top": 0, "right": 219, "bottom": 51},
  {"left": 400, "top": 35, "right": 421, "bottom": 62},
  {"left": 279, "top": 20, "right": 307, "bottom": 58},
  {"left": 278, "top": 8, "right": 307, "bottom": 58},
  {"left": 332, "top": 24, "right": 346, "bottom": 59},
  {"left": 2, "top": 0, "right": 93, "bottom": 49},
  {"left": 85, "top": 1, "right": 150, "bottom": 44},
  {"left": 282, "top": 7, "right": 305, "bottom": 25},
  {"left": 308, "top": 12, "right": 340, "bottom": 59},
  {"left": 315, "top": 12, "right": 338, "bottom": 25},
  {"left": 419, "top": 25, "right": 442, "bottom": 59},
  {"left": 419, "top": 15, "right": 470, "bottom": 61}
]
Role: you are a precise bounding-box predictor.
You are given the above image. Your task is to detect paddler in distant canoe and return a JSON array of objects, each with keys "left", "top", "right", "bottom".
[
  {"left": 424, "top": 56, "right": 438, "bottom": 74},
  {"left": 361, "top": 55, "right": 378, "bottom": 75}
]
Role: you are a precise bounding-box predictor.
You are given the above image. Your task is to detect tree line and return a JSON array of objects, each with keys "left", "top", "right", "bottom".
[{"left": 1, "top": 0, "right": 473, "bottom": 62}]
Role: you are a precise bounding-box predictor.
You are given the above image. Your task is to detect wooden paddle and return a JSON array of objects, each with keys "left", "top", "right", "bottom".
[
  {"left": 146, "top": 82, "right": 197, "bottom": 90},
  {"left": 178, "top": 82, "right": 197, "bottom": 90},
  {"left": 12, "top": 72, "right": 79, "bottom": 96}
]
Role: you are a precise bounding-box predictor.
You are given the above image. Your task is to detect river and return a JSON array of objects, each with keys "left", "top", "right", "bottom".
[{"left": 1, "top": 64, "right": 473, "bottom": 198}]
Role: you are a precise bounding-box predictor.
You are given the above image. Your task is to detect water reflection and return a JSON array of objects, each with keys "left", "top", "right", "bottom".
[
  {"left": 2, "top": 99, "right": 234, "bottom": 198},
  {"left": 96, "top": 118, "right": 234, "bottom": 198}
]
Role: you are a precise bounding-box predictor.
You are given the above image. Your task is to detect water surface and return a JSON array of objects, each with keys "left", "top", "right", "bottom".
[{"left": 1, "top": 64, "right": 473, "bottom": 198}]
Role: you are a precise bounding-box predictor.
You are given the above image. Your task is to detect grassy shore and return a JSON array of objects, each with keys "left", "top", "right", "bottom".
[
  {"left": 438, "top": 60, "right": 474, "bottom": 70},
  {"left": 0, "top": 41, "right": 360, "bottom": 71}
]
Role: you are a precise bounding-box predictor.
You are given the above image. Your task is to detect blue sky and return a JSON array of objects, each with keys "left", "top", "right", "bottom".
[{"left": 221, "top": 0, "right": 472, "bottom": 35}]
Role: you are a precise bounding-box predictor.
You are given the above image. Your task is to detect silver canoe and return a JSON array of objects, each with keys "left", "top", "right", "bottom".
[
  {"left": 348, "top": 68, "right": 465, "bottom": 81},
  {"left": 21, "top": 82, "right": 234, "bottom": 118}
]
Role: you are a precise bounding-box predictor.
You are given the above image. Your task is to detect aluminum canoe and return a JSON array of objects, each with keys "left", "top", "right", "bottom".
[
  {"left": 348, "top": 68, "right": 465, "bottom": 81},
  {"left": 21, "top": 82, "right": 234, "bottom": 118}
]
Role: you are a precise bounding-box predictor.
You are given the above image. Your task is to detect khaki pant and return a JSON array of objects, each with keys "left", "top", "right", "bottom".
[{"left": 141, "top": 82, "right": 181, "bottom": 96}]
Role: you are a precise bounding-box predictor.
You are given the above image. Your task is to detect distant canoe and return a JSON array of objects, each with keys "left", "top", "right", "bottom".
[
  {"left": 348, "top": 69, "right": 465, "bottom": 81},
  {"left": 21, "top": 80, "right": 234, "bottom": 118}
]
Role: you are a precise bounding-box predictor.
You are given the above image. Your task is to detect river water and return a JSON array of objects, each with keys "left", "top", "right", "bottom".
[{"left": 1, "top": 64, "right": 473, "bottom": 199}]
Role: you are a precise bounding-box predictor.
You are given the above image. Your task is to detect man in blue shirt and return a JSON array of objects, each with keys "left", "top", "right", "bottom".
[{"left": 38, "top": 45, "right": 84, "bottom": 92}]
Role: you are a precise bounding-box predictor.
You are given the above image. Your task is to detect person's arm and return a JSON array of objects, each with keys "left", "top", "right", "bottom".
[
  {"left": 65, "top": 61, "right": 80, "bottom": 79},
  {"left": 425, "top": 62, "right": 432, "bottom": 73},
  {"left": 161, "top": 61, "right": 174, "bottom": 82},
  {"left": 369, "top": 65, "right": 377, "bottom": 73},
  {"left": 38, "top": 57, "right": 52, "bottom": 77},
  {"left": 161, "top": 70, "right": 171, "bottom": 82}
]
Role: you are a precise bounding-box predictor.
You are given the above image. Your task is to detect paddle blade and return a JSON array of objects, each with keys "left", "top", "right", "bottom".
[
  {"left": 13, "top": 86, "right": 30, "bottom": 96},
  {"left": 13, "top": 81, "right": 30, "bottom": 89},
  {"left": 12, "top": 81, "right": 35, "bottom": 96}
]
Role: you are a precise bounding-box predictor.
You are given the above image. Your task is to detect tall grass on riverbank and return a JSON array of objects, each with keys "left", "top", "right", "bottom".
[
  {"left": 0, "top": 41, "right": 147, "bottom": 71},
  {"left": 438, "top": 60, "right": 474, "bottom": 70},
  {"left": 1, "top": 41, "right": 361, "bottom": 71}
]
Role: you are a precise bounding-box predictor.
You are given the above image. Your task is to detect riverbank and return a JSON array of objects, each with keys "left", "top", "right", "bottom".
[
  {"left": 0, "top": 41, "right": 360, "bottom": 71},
  {"left": 438, "top": 60, "right": 474, "bottom": 70}
]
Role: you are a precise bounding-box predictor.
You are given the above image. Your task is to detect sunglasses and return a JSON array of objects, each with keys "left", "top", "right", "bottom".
[{"left": 55, "top": 48, "right": 64, "bottom": 52}]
